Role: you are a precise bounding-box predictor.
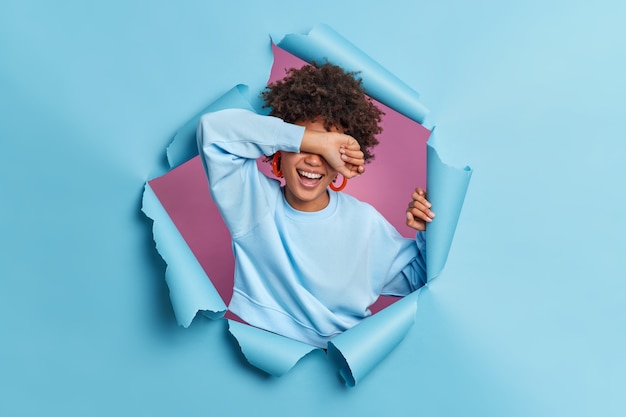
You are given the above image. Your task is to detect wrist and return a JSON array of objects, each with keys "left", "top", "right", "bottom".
[{"left": 300, "top": 128, "right": 330, "bottom": 155}]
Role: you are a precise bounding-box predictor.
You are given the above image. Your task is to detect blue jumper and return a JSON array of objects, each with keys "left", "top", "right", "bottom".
[{"left": 197, "top": 109, "right": 426, "bottom": 347}]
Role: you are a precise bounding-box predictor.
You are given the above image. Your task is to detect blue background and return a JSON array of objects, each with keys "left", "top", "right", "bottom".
[{"left": 2, "top": 1, "right": 625, "bottom": 416}]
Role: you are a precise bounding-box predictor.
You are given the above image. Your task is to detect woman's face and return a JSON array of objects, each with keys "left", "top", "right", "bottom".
[{"left": 280, "top": 120, "right": 340, "bottom": 212}]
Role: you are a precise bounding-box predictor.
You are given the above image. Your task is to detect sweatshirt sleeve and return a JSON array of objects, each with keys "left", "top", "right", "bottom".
[
  {"left": 196, "top": 108, "right": 305, "bottom": 237},
  {"left": 380, "top": 230, "right": 427, "bottom": 295}
]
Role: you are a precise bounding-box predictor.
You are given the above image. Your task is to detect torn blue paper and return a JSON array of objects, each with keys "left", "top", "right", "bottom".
[
  {"left": 142, "top": 183, "right": 226, "bottom": 326},
  {"left": 425, "top": 130, "right": 473, "bottom": 281},
  {"left": 166, "top": 84, "right": 256, "bottom": 169},
  {"left": 228, "top": 320, "right": 317, "bottom": 376},
  {"left": 328, "top": 290, "right": 421, "bottom": 386},
  {"left": 141, "top": 25, "right": 471, "bottom": 386},
  {"left": 278, "top": 23, "right": 430, "bottom": 124}
]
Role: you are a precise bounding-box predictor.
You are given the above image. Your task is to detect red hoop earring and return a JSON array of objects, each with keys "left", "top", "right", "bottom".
[
  {"left": 272, "top": 152, "right": 282, "bottom": 177},
  {"left": 329, "top": 175, "right": 347, "bottom": 192}
]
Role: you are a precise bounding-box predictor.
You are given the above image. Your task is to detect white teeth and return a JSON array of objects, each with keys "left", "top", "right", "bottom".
[{"left": 298, "top": 170, "right": 322, "bottom": 179}]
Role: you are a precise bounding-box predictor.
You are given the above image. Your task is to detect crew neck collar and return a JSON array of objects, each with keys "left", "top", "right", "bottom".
[{"left": 282, "top": 188, "right": 338, "bottom": 221}]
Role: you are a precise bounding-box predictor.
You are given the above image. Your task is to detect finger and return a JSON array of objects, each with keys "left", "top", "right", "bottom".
[
  {"left": 342, "top": 137, "right": 362, "bottom": 151},
  {"left": 406, "top": 211, "right": 426, "bottom": 231},
  {"left": 341, "top": 153, "right": 365, "bottom": 166},
  {"left": 409, "top": 205, "right": 434, "bottom": 223},
  {"left": 346, "top": 162, "right": 365, "bottom": 175},
  {"left": 342, "top": 164, "right": 365, "bottom": 176},
  {"left": 411, "top": 190, "right": 432, "bottom": 208},
  {"left": 408, "top": 199, "right": 435, "bottom": 219},
  {"left": 337, "top": 165, "right": 360, "bottom": 179},
  {"left": 340, "top": 147, "right": 365, "bottom": 160},
  {"left": 409, "top": 200, "right": 435, "bottom": 218},
  {"left": 340, "top": 146, "right": 363, "bottom": 156},
  {"left": 408, "top": 199, "right": 435, "bottom": 221}
]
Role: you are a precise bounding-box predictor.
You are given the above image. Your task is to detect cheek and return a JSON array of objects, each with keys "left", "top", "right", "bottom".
[
  {"left": 325, "top": 165, "right": 339, "bottom": 181},
  {"left": 279, "top": 153, "right": 298, "bottom": 171}
]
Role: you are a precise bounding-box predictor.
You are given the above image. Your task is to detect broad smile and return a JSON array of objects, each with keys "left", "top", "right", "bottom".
[
  {"left": 297, "top": 169, "right": 323, "bottom": 179},
  {"left": 296, "top": 169, "right": 324, "bottom": 187}
]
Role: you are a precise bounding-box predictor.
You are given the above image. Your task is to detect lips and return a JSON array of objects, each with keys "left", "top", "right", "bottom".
[{"left": 297, "top": 169, "right": 324, "bottom": 187}]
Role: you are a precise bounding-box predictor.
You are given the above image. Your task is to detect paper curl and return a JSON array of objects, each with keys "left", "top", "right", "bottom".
[
  {"left": 142, "top": 183, "right": 226, "bottom": 326},
  {"left": 425, "top": 130, "right": 473, "bottom": 281},
  {"left": 278, "top": 24, "right": 429, "bottom": 124},
  {"left": 328, "top": 291, "right": 421, "bottom": 386}
]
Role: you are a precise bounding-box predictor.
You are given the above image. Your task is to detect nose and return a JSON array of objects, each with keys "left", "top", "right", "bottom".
[{"left": 303, "top": 152, "right": 323, "bottom": 166}]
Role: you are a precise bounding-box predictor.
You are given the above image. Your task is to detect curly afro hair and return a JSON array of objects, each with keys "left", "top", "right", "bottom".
[{"left": 261, "top": 62, "right": 383, "bottom": 162}]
